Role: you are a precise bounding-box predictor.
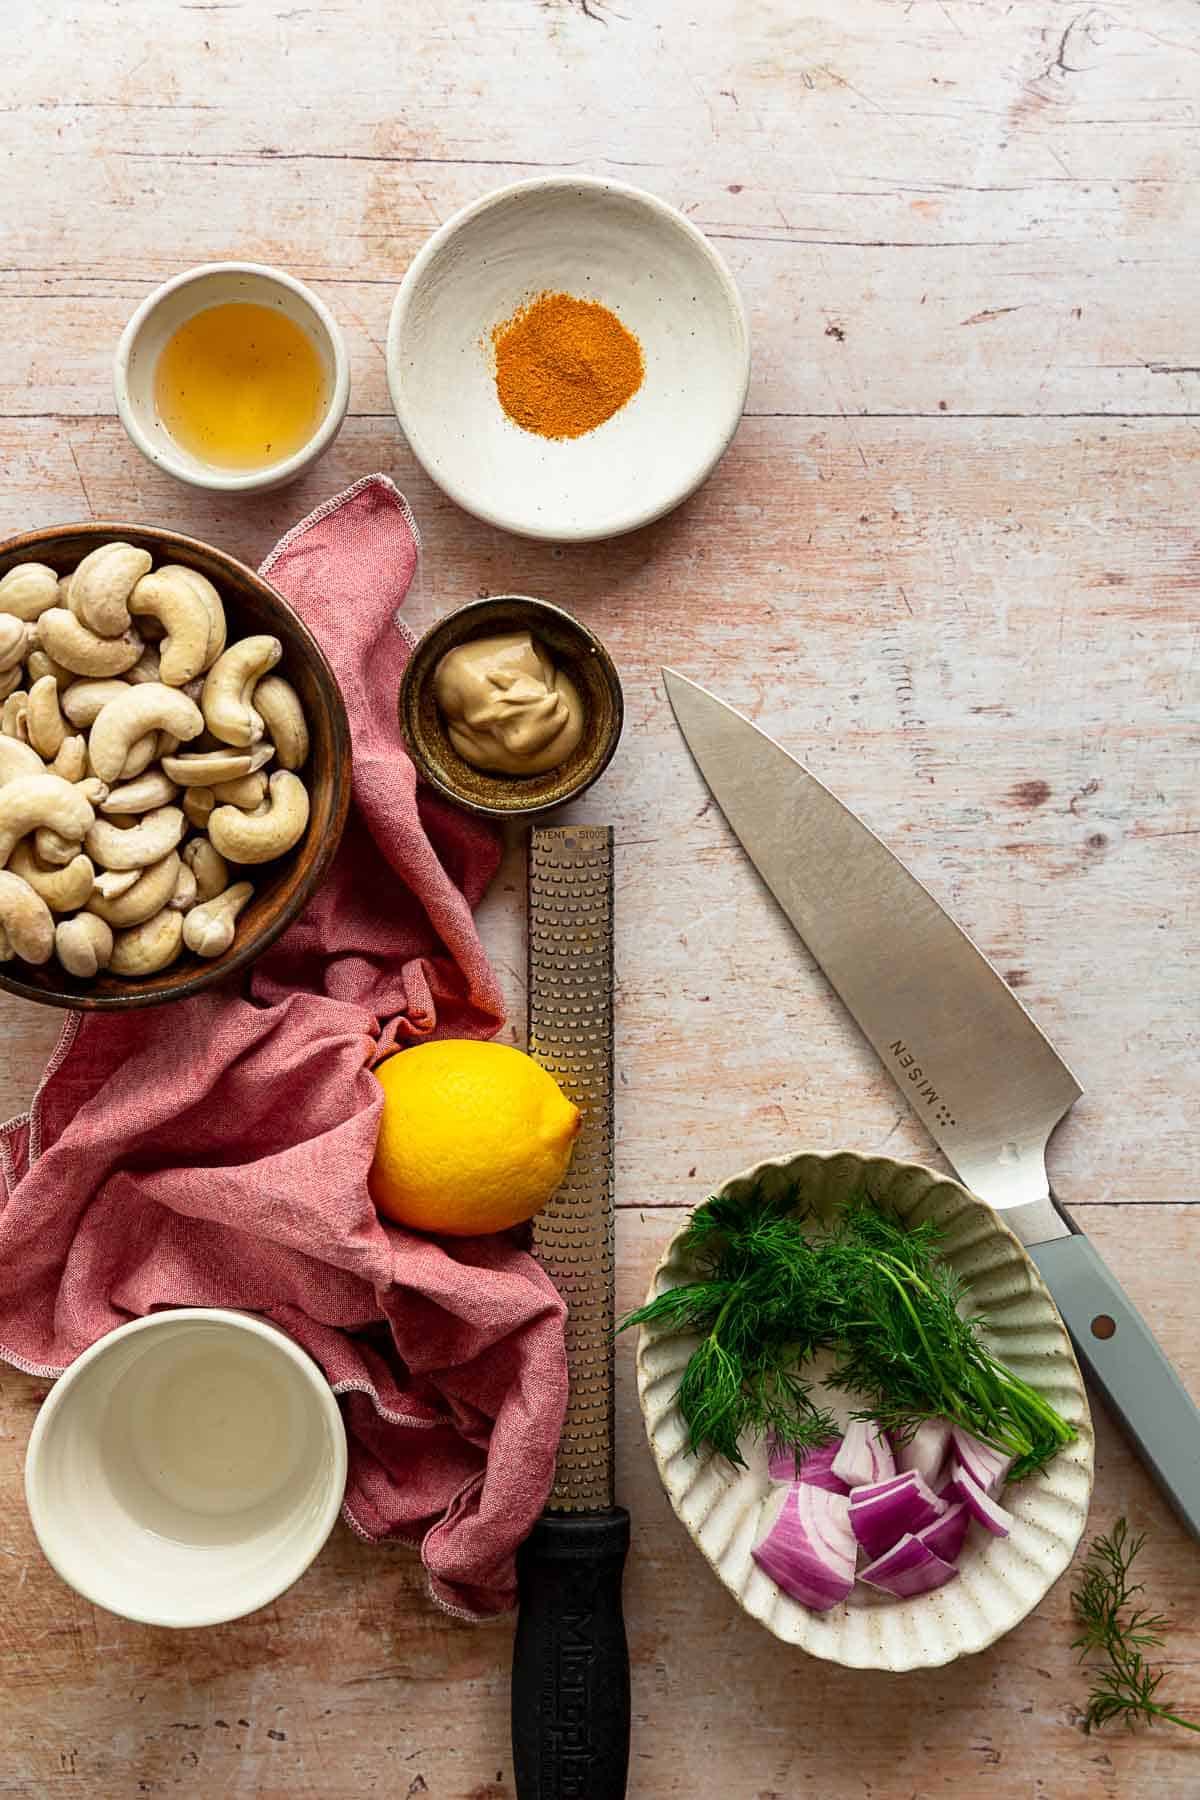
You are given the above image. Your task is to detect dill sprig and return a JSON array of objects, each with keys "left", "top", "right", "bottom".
[
  {"left": 1071, "top": 1519, "right": 1199, "bottom": 1734},
  {"left": 619, "top": 1180, "right": 1076, "bottom": 1476}
]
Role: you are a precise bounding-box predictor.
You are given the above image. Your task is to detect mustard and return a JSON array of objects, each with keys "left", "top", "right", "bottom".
[{"left": 433, "top": 632, "right": 584, "bottom": 776}]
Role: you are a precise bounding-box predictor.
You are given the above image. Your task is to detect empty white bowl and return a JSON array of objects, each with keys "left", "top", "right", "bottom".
[
  {"left": 25, "top": 1309, "right": 348, "bottom": 1628},
  {"left": 114, "top": 262, "right": 350, "bottom": 494},
  {"left": 387, "top": 176, "right": 750, "bottom": 541}
]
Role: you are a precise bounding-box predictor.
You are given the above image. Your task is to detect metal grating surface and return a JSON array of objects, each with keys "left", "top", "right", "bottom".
[{"left": 527, "top": 825, "right": 615, "bottom": 1514}]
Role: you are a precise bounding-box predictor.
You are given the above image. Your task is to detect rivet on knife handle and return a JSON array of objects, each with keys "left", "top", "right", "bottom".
[{"left": 512, "top": 826, "right": 630, "bottom": 1800}]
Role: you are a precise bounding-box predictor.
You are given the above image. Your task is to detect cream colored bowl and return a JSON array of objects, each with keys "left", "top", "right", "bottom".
[
  {"left": 25, "top": 1309, "right": 348, "bottom": 1628},
  {"left": 387, "top": 176, "right": 750, "bottom": 541},
  {"left": 636, "top": 1152, "right": 1094, "bottom": 1672}
]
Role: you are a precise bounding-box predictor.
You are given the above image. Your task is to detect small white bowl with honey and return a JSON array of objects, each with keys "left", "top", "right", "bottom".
[{"left": 115, "top": 263, "right": 349, "bottom": 494}]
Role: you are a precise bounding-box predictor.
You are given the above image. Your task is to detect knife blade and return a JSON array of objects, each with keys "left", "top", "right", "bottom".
[
  {"left": 665, "top": 668, "right": 1200, "bottom": 1538},
  {"left": 511, "top": 825, "right": 630, "bottom": 1800}
]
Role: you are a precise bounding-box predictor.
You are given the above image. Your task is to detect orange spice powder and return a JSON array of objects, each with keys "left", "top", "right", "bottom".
[{"left": 490, "top": 291, "right": 644, "bottom": 440}]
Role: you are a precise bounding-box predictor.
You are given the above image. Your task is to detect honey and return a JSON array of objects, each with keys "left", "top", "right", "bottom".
[{"left": 154, "top": 302, "right": 328, "bottom": 471}]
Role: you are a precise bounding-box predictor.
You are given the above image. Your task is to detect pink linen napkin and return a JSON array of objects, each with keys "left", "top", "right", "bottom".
[{"left": 0, "top": 474, "right": 568, "bottom": 1619}]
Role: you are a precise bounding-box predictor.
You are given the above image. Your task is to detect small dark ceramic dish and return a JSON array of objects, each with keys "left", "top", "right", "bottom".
[
  {"left": 398, "top": 595, "right": 623, "bottom": 818},
  {"left": 0, "top": 522, "right": 352, "bottom": 1011}
]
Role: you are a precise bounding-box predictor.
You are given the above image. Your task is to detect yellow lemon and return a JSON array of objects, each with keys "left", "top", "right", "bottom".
[{"left": 369, "top": 1039, "right": 581, "bottom": 1236}]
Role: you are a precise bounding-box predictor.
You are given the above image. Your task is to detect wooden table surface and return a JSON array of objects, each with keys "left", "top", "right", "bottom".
[{"left": 3, "top": 2, "right": 1199, "bottom": 1794}]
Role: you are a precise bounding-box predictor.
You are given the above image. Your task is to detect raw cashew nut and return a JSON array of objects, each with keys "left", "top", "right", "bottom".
[
  {"left": 128, "top": 568, "right": 214, "bottom": 687},
  {"left": 0, "top": 870, "right": 54, "bottom": 963},
  {"left": 208, "top": 771, "right": 309, "bottom": 865},
  {"left": 0, "top": 563, "right": 58, "bottom": 623},
  {"left": 159, "top": 565, "right": 226, "bottom": 670},
  {"left": 8, "top": 842, "right": 94, "bottom": 913},
  {"left": 0, "top": 668, "right": 22, "bottom": 704},
  {"left": 168, "top": 862, "right": 197, "bottom": 912},
  {"left": 67, "top": 542, "right": 152, "bottom": 638},
  {"left": 108, "top": 906, "right": 184, "bottom": 976},
  {"left": 62, "top": 680, "right": 132, "bottom": 728},
  {"left": 26, "top": 648, "right": 75, "bottom": 692},
  {"left": 87, "top": 683, "right": 203, "bottom": 784},
  {"left": 114, "top": 734, "right": 159, "bottom": 782},
  {"left": 35, "top": 828, "right": 82, "bottom": 866},
  {"left": 101, "top": 769, "right": 178, "bottom": 814},
  {"left": 55, "top": 912, "right": 113, "bottom": 978},
  {"left": 161, "top": 744, "right": 272, "bottom": 787},
  {"left": 87, "top": 851, "right": 181, "bottom": 927},
  {"left": 1, "top": 694, "right": 28, "bottom": 741},
  {"left": 85, "top": 805, "right": 184, "bottom": 872},
  {"left": 27, "top": 676, "right": 68, "bottom": 760},
  {"left": 37, "top": 609, "right": 143, "bottom": 678},
  {"left": 51, "top": 735, "right": 88, "bottom": 783},
  {"left": 65, "top": 684, "right": 156, "bottom": 782},
  {"left": 94, "top": 867, "right": 140, "bottom": 901},
  {"left": 201, "top": 636, "right": 281, "bottom": 747},
  {"left": 252, "top": 675, "right": 309, "bottom": 770},
  {"left": 210, "top": 770, "right": 268, "bottom": 809},
  {"left": 182, "top": 787, "right": 215, "bottom": 829},
  {"left": 182, "top": 837, "right": 228, "bottom": 903},
  {"left": 0, "top": 773, "right": 94, "bottom": 869},
  {"left": 0, "top": 617, "right": 30, "bottom": 673},
  {"left": 75, "top": 776, "right": 109, "bottom": 807},
  {"left": 0, "top": 737, "right": 45, "bottom": 785},
  {"left": 182, "top": 880, "right": 253, "bottom": 957}
]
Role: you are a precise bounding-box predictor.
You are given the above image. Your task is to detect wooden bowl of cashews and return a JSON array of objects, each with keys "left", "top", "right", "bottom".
[{"left": 0, "top": 523, "right": 351, "bottom": 1009}]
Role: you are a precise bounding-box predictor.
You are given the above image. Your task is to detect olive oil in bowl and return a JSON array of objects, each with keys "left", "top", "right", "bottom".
[{"left": 154, "top": 302, "right": 329, "bottom": 472}]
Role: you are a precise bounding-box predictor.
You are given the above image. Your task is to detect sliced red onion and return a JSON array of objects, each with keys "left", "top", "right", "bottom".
[
  {"left": 945, "top": 1462, "right": 1013, "bottom": 1537},
  {"left": 752, "top": 1486, "right": 856, "bottom": 1612},
  {"left": 860, "top": 1532, "right": 958, "bottom": 1598},
  {"left": 830, "top": 1418, "right": 896, "bottom": 1488},
  {"left": 896, "top": 1418, "right": 953, "bottom": 1489},
  {"left": 951, "top": 1425, "right": 1013, "bottom": 1497},
  {"left": 797, "top": 1441, "right": 851, "bottom": 1494},
  {"left": 916, "top": 1500, "right": 970, "bottom": 1562},
  {"left": 849, "top": 1470, "right": 946, "bottom": 1559},
  {"left": 765, "top": 1435, "right": 850, "bottom": 1492}
]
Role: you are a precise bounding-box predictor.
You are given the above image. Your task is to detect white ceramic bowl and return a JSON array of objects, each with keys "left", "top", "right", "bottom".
[
  {"left": 387, "top": 176, "right": 750, "bottom": 541},
  {"left": 637, "top": 1152, "right": 1094, "bottom": 1672},
  {"left": 114, "top": 262, "right": 350, "bottom": 494},
  {"left": 25, "top": 1308, "right": 348, "bottom": 1628}
]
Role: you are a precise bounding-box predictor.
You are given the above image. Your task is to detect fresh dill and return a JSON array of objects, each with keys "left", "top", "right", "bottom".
[
  {"left": 1071, "top": 1518, "right": 1199, "bottom": 1734},
  {"left": 619, "top": 1180, "right": 1077, "bottom": 1476}
]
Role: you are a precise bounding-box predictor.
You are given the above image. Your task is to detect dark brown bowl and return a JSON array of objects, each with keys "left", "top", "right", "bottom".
[
  {"left": 0, "top": 522, "right": 351, "bottom": 1010},
  {"left": 398, "top": 595, "right": 623, "bottom": 818}
]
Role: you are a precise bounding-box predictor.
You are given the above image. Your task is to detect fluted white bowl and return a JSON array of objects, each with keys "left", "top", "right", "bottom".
[{"left": 636, "top": 1151, "right": 1094, "bottom": 1671}]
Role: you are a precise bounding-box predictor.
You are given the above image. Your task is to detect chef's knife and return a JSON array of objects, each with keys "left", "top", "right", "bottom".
[
  {"left": 512, "top": 825, "right": 630, "bottom": 1800},
  {"left": 664, "top": 669, "right": 1200, "bottom": 1539}
]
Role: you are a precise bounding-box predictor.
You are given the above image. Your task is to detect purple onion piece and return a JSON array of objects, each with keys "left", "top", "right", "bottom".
[
  {"left": 860, "top": 1532, "right": 959, "bottom": 1598},
  {"left": 946, "top": 1462, "right": 1013, "bottom": 1537},
  {"left": 830, "top": 1418, "right": 897, "bottom": 1488},
  {"left": 915, "top": 1500, "right": 970, "bottom": 1563},
  {"left": 896, "top": 1418, "right": 953, "bottom": 1489},
  {"left": 752, "top": 1486, "right": 856, "bottom": 1613},
  {"left": 849, "top": 1470, "right": 947, "bottom": 1559},
  {"left": 951, "top": 1425, "right": 1013, "bottom": 1498}
]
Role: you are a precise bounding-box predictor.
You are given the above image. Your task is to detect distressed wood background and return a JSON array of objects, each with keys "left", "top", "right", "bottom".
[{"left": 1, "top": 1, "right": 1198, "bottom": 1795}]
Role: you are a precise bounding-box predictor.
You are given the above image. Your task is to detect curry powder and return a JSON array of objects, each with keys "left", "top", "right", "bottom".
[{"left": 491, "top": 291, "right": 644, "bottom": 440}]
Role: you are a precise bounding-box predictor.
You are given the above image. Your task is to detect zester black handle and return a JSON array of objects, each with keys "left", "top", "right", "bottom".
[{"left": 511, "top": 1508, "right": 631, "bottom": 1800}]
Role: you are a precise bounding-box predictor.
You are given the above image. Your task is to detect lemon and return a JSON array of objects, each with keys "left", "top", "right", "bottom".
[{"left": 369, "top": 1039, "right": 581, "bottom": 1236}]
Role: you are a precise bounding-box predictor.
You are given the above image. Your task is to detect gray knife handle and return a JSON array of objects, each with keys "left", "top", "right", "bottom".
[{"left": 1029, "top": 1232, "right": 1200, "bottom": 1539}]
